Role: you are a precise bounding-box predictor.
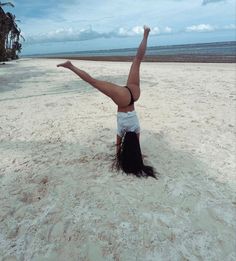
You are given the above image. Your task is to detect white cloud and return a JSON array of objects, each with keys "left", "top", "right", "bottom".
[
  {"left": 185, "top": 24, "right": 216, "bottom": 32},
  {"left": 23, "top": 21, "right": 236, "bottom": 45},
  {"left": 223, "top": 24, "right": 236, "bottom": 30},
  {"left": 25, "top": 25, "right": 173, "bottom": 44},
  {"left": 163, "top": 27, "right": 172, "bottom": 33},
  {"left": 116, "top": 26, "right": 171, "bottom": 37},
  {"left": 25, "top": 27, "right": 103, "bottom": 44},
  {"left": 185, "top": 23, "right": 236, "bottom": 33},
  {"left": 117, "top": 26, "right": 144, "bottom": 37},
  {"left": 151, "top": 27, "right": 160, "bottom": 35}
]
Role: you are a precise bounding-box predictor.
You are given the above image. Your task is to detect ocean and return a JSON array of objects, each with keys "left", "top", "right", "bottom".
[{"left": 28, "top": 41, "right": 236, "bottom": 58}]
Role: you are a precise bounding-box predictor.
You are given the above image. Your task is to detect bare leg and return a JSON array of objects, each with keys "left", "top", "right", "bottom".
[
  {"left": 126, "top": 26, "right": 150, "bottom": 101},
  {"left": 57, "top": 61, "right": 131, "bottom": 107}
]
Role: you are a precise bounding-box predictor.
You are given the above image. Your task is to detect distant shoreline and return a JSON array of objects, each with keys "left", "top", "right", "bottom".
[
  {"left": 22, "top": 41, "right": 236, "bottom": 63},
  {"left": 38, "top": 55, "right": 236, "bottom": 63}
]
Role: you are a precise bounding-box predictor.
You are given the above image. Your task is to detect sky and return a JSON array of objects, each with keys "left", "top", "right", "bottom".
[{"left": 2, "top": 0, "right": 236, "bottom": 54}]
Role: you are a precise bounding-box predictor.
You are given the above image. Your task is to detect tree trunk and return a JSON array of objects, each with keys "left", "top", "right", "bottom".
[{"left": 0, "top": 36, "right": 7, "bottom": 61}]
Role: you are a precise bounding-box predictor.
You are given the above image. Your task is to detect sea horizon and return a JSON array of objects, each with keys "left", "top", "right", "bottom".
[{"left": 22, "top": 40, "right": 236, "bottom": 58}]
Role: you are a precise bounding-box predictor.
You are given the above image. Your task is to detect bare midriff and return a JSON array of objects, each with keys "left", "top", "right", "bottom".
[{"left": 117, "top": 104, "right": 135, "bottom": 113}]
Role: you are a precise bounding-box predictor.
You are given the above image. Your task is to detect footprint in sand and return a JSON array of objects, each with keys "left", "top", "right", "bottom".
[
  {"left": 45, "top": 102, "right": 57, "bottom": 107},
  {"left": 48, "top": 221, "right": 64, "bottom": 241},
  {"left": 207, "top": 208, "right": 229, "bottom": 225},
  {"left": 48, "top": 220, "right": 84, "bottom": 242},
  {"left": 19, "top": 177, "right": 49, "bottom": 203},
  {"left": 39, "top": 177, "right": 48, "bottom": 185}
]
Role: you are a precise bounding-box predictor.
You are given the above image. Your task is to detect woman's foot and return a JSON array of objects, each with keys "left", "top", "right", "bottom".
[
  {"left": 57, "top": 60, "right": 73, "bottom": 69},
  {"left": 143, "top": 26, "right": 150, "bottom": 38}
]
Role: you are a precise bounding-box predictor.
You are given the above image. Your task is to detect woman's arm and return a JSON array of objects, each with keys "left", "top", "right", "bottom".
[{"left": 116, "top": 135, "right": 122, "bottom": 153}]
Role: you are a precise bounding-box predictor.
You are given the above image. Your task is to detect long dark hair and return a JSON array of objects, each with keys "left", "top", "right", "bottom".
[{"left": 113, "top": 132, "right": 157, "bottom": 179}]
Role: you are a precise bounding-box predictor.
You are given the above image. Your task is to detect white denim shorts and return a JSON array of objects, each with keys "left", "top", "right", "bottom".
[{"left": 117, "top": 111, "right": 140, "bottom": 137}]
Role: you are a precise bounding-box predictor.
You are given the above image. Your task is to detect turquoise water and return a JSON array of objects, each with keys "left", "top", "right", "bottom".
[{"left": 26, "top": 41, "right": 236, "bottom": 57}]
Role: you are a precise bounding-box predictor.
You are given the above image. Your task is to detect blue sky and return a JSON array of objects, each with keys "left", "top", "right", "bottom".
[{"left": 3, "top": 0, "right": 236, "bottom": 54}]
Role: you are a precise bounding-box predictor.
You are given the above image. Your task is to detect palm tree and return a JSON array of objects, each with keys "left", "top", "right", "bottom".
[
  {"left": 0, "top": 1, "right": 23, "bottom": 61},
  {"left": 0, "top": 2, "right": 14, "bottom": 8},
  {"left": 5, "top": 12, "right": 21, "bottom": 59}
]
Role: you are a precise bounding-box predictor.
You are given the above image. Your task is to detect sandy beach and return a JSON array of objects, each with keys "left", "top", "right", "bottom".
[{"left": 0, "top": 58, "right": 235, "bottom": 260}]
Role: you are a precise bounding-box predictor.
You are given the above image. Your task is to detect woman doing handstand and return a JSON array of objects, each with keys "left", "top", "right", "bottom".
[{"left": 57, "top": 26, "right": 157, "bottom": 179}]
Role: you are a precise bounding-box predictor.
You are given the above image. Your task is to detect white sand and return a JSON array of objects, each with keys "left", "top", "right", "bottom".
[{"left": 0, "top": 58, "right": 235, "bottom": 261}]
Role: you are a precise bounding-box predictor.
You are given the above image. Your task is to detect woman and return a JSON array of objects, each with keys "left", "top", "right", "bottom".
[{"left": 57, "top": 26, "right": 157, "bottom": 179}]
